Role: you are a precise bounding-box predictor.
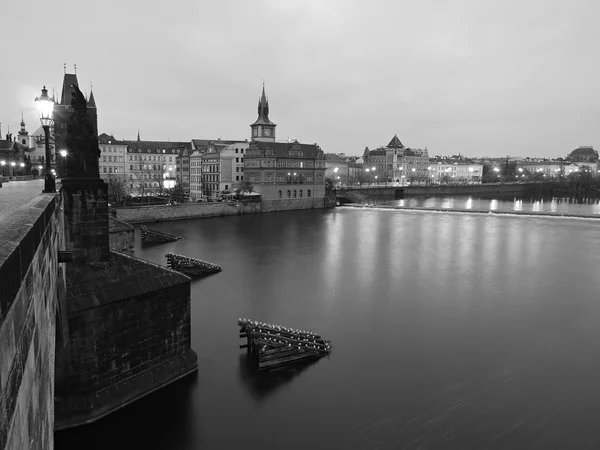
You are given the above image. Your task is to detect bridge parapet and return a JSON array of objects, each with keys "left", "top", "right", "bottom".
[{"left": 0, "top": 179, "right": 64, "bottom": 450}]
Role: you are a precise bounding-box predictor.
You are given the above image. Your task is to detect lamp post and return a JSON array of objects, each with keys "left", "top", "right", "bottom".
[
  {"left": 60, "top": 149, "right": 67, "bottom": 178},
  {"left": 36, "top": 86, "right": 55, "bottom": 193},
  {"left": 19, "top": 162, "right": 25, "bottom": 176},
  {"left": 10, "top": 161, "right": 16, "bottom": 178},
  {"left": 38, "top": 165, "right": 43, "bottom": 178},
  {"left": 0, "top": 160, "right": 5, "bottom": 177}
]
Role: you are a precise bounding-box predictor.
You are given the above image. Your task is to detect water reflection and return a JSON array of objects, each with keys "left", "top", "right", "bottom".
[
  {"left": 490, "top": 199, "right": 498, "bottom": 211},
  {"left": 237, "top": 354, "right": 322, "bottom": 401},
  {"left": 465, "top": 197, "right": 473, "bottom": 210}
]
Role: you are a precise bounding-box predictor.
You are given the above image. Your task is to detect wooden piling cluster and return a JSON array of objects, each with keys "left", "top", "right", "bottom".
[
  {"left": 166, "top": 252, "right": 222, "bottom": 278},
  {"left": 140, "top": 225, "right": 181, "bottom": 244},
  {"left": 238, "top": 318, "right": 332, "bottom": 371}
]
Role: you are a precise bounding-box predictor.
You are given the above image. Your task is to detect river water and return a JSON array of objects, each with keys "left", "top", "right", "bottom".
[{"left": 56, "top": 199, "right": 600, "bottom": 449}]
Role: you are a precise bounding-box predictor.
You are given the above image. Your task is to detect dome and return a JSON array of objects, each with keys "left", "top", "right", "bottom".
[{"left": 570, "top": 146, "right": 597, "bottom": 156}]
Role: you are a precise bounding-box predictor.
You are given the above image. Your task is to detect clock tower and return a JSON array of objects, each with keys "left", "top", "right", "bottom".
[{"left": 250, "top": 83, "right": 276, "bottom": 142}]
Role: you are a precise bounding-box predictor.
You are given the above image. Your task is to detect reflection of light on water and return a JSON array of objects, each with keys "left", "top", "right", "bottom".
[
  {"left": 398, "top": 199, "right": 405, "bottom": 207},
  {"left": 532, "top": 200, "right": 541, "bottom": 212},
  {"left": 441, "top": 198, "right": 454, "bottom": 209},
  {"left": 490, "top": 199, "right": 498, "bottom": 211},
  {"left": 423, "top": 197, "right": 437, "bottom": 208},
  {"left": 513, "top": 199, "right": 523, "bottom": 211},
  {"left": 550, "top": 198, "right": 558, "bottom": 212},
  {"left": 465, "top": 197, "right": 473, "bottom": 210}
]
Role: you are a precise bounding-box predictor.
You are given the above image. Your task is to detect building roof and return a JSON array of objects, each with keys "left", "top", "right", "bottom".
[
  {"left": 570, "top": 146, "right": 598, "bottom": 156},
  {"left": 88, "top": 90, "right": 96, "bottom": 108},
  {"left": 386, "top": 134, "right": 404, "bottom": 149},
  {"left": 248, "top": 140, "right": 323, "bottom": 159},
  {"left": 60, "top": 73, "right": 80, "bottom": 105},
  {"left": 126, "top": 140, "right": 191, "bottom": 155},
  {"left": 98, "top": 133, "right": 124, "bottom": 144},
  {"left": 250, "top": 84, "right": 276, "bottom": 126},
  {"left": 324, "top": 153, "right": 348, "bottom": 164}
]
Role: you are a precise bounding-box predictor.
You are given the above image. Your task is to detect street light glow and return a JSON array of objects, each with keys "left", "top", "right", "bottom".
[{"left": 60, "top": 150, "right": 67, "bottom": 158}]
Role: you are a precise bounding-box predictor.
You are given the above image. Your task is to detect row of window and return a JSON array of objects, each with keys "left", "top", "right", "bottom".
[
  {"left": 278, "top": 189, "right": 311, "bottom": 199},
  {"left": 102, "top": 156, "right": 122, "bottom": 162},
  {"left": 129, "top": 155, "right": 174, "bottom": 162},
  {"left": 102, "top": 167, "right": 120, "bottom": 173}
]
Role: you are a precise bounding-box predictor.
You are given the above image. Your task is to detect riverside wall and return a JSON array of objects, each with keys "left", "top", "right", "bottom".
[{"left": 114, "top": 197, "right": 335, "bottom": 223}]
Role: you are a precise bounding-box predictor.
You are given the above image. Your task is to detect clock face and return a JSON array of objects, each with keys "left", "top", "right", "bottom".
[{"left": 263, "top": 128, "right": 271, "bottom": 136}]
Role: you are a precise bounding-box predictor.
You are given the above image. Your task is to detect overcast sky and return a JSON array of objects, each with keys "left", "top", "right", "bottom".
[{"left": 3, "top": 0, "right": 599, "bottom": 158}]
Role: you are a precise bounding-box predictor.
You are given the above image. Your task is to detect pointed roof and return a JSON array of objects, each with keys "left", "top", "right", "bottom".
[
  {"left": 88, "top": 90, "right": 96, "bottom": 107},
  {"left": 251, "top": 83, "right": 276, "bottom": 126},
  {"left": 60, "top": 73, "right": 80, "bottom": 105},
  {"left": 386, "top": 134, "right": 404, "bottom": 149}
]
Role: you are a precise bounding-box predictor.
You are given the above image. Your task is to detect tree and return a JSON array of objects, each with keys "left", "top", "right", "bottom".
[
  {"left": 170, "top": 180, "right": 185, "bottom": 203},
  {"left": 567, "top": 168, "right": 595, "bottom": 191},
  {"left": 107, "top": 175, "right": 129, "bottom": 206},
  {"left": 239, "top": 181, "right": 254, "bottom": 194}
]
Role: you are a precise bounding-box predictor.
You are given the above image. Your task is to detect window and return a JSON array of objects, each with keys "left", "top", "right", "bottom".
[
  {"left": 103, "top": 167, "right": 107, "bottom": 173},
  {"left": 278, "top": 161, "right": 284, "bottom": 167},
  {"left": 236, "top": 157, "right": 239, "bottom": 163},
  {"left": 109, "top": 168, "right": 112, "bottom": 173},
  {"left": 287, "top": 190, "right": 291, "bottom": 198},
  {"left": 307, "top": 189, "right": 311, "bottom": 197},
  {"left": 236, "top": 148, "right": 239, "bottom": 153},
  {"left": 236, "top": 167, "right": 239, "bottom": 172},
  {"left": 241, "top": 149, "right": 244, "bottom": 154},
  {"left": 130, "top": 165, "right": 133, "bottom": 170},
  {"left": 299, "top": 190, "right": 303, "bottom": 198},
  {"left": 277, "top": 174, "right": 283, "bottom": 182},
  {"left": 293, "top": 190, "right": 297, "bottom": 198},
  {"left": 236, "top": 176, "right": 239, "bottom": 181}
]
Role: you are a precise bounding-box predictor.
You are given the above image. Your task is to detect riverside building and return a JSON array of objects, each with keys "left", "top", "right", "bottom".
[{"left": 243, "top": 85, "right": 326, "bottom": 202}]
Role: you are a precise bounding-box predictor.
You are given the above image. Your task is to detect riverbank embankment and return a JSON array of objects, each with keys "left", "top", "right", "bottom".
[
  {"left": 112, "top": 197, "right": 336, "bottom": 223},
  {"left": 342, "top": 203, "right": 600, "bottom": 220}
]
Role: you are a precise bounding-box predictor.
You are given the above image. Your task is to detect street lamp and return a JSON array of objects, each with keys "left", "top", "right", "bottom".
[
  {"left": 0, "top": 160, "right": 5, "bottom": 177},
  {"left": 60, "top": 149, "right": 67, "bottom": 178},
  {"left": 19, "top": 162, "right": 25, "bottom": 175},
  {"left": 36, "top": 86, "right": 56, "bottom": 193},
  {"left": 10, "top": 161, "right": 16, "bottom": 178}
]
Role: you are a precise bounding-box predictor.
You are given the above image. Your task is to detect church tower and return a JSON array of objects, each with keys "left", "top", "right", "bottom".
[
  {"left": 17, "top": 113, "right": 30, "bottom": 147},
  {"left": 250, "top": 83, "right": 276, "bottom": 142}
]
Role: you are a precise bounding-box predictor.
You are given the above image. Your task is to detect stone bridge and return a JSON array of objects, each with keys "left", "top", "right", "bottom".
[{"left": 0, "top": 179, "right": 197, "bottom": 450}]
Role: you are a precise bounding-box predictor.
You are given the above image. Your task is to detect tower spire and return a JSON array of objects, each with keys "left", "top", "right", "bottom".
[{"left": 137, "top": 129, "right": 140, "bottom": 142}]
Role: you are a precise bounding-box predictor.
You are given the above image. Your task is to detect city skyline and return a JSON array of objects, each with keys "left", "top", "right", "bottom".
[{"left": 3, "top": 0, "right": 600, "bottom": 158}]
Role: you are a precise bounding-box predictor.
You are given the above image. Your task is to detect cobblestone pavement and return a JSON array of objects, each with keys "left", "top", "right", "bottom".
[{"left": 0, "top": 179, "right": 59, "bottom": 223}]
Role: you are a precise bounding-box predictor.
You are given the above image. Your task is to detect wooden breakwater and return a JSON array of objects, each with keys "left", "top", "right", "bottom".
[
  {"left": 140, "top": 225, "right": 181, "bottom": 244},
  {"left": 238, "top": 318, "right": 331, "bottom": 371},
  {"left": 166, "top": 253, "right": 222, "bottom": 278}
]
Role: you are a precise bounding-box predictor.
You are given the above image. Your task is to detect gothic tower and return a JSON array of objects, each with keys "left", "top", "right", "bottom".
[
  {"left": 250, "top": 83, "right": 276, "bottom": 142},
  {"left": 53, "top": 66, "right": 99, "bottom": 165}
]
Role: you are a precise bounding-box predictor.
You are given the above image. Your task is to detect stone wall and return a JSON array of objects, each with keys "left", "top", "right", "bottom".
[
  {"left": 108, "top": 217, "right": 134, "bottom": 255},
  {"left": 261, "top": 197, "right": 328, "bottom": 212},
  {"left": 114, "top": 197, "right": 335, "bottom": 223},
  {"left": 0, "top": 192, "right": 64, "bottom": 450},
  {"left": 114, "top": 201, "right": 262, "bottom": 223}
]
